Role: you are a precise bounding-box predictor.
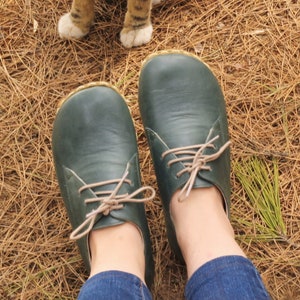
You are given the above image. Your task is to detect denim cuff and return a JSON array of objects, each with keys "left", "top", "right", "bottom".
[
  {"left": 185, "top": 255, "right": 270, "bottom": 300},
  {"left": 78, "top": 270, "right": 152, "bottom": 300}
]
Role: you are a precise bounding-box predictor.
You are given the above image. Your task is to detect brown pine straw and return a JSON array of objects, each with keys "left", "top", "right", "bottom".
[{"left": 1, "top": 0, "right": 300, "bottom": 299}]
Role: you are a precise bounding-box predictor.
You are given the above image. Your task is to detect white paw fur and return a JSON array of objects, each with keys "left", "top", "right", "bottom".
[
  {"left": 120, "top": 25, "right": 153, "bottom": 48},
  {"left": 58, "top": 13, "right": 86, "bottom": 39}
]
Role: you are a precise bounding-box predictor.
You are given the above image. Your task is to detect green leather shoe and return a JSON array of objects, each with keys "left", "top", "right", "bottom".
[
  {"left": 138, "top": 51, "right": 231, "bottom": 262},
  {"left": 52, "top": 83, "right": 155, "bottom": 287}
]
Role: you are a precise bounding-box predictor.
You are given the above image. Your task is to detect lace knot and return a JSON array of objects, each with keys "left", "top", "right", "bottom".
[
  {"left": 162, "top": 135, "right": 230, "bottom": 202},
  {"left": 70, "top": 165, "right": 155, "bottom": 240}
]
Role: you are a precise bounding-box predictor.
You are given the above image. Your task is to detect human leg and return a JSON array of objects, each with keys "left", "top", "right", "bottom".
[
  {"left": 52, "top": 83, "right": 154, "bottom": 299},
  {"left": 170, "top": 187, "right": 245, "bottom": 278},
  {"left": 171, "top": 187, "right": 270, "bottom": 299},
  {"left": 139, "top": 51, "right": 270, "bottom": 299},
  {"left": 88, "top": 223, "right": 146, "bottom": 279}
]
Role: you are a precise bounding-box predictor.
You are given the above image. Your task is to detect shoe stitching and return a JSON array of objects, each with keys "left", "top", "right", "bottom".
[
  {"left": 161, "top": 135, "right": 230, "bottom": 202},
  {"left": 70, "top": 164, "right": 156, "bottom": 240}
]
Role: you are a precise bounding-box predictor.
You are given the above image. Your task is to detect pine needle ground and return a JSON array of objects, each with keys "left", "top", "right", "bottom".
[{"left": 1, "top": 0, "right": 299, "bottom": 299}]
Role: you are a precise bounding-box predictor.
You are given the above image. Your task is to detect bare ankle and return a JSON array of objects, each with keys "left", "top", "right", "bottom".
[
  {"left": 170, "top": 187, "right": 225, "bottom": 225},
  {"left": 89, "top": 223, "right": 146, "bottom": 281},
  {"left": 170, "top": 187, "right": 245, "bottom": 277}
]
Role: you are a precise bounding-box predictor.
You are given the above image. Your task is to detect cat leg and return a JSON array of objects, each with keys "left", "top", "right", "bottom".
[
  {"left": 58, "top": 0, "right": 95, "bottom": 39},
  {"left": 120, "top": 0, "right": 153, "bottom": 48}
]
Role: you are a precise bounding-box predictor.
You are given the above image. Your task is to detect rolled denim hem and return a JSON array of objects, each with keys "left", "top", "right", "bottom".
[
  {"left": 78, "top": 270, "right": 152, "bottom": 300},
  {"left": 185, "top": 255, "right": 270, "bottom": 300}
]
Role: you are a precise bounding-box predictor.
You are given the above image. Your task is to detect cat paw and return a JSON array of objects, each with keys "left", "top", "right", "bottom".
[
  {"left": 120, "top": 25, "right": 153, "bottom": 48},
  {"left": 152, "top": 0, "right": 163, "bottom": 4},
  {"left": 58, "top": 13, "right": 87, "bottom": 39}
]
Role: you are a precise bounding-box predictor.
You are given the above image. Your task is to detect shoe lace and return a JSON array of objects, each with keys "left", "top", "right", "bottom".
[
  {"left": 162, "top": 135, "right": 230, "bottom": 202},
  {"left": 70, "top": 165, "right": 156, "bottom": 240}
]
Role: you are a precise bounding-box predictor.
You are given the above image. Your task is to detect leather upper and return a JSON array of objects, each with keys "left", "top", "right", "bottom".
[
  {"left": 139, "top": 52, "right": 231, "bottom": 260},
  {"left": 52, "top": 85, "right": 154, "bottom": 286}
]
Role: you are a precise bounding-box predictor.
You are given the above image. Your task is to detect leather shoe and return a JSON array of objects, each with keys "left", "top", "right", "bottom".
[
  {"left": 138, "top": 51, "right": 231, "bottom": 262},
  {"left": 52, "top": 82, "right": 155, "bottom": 286}
]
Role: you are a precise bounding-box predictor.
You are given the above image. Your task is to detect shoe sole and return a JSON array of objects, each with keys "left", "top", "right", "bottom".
[
  {"left": 141, "top": 49, "right": 213, "bottom": 74},
  {"left": 56, "top": 81, "right": 125, "bottom": 113}
]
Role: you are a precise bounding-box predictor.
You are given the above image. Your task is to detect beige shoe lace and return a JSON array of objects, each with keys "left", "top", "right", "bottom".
[
  {"left": 162, "top": 135, "right": 230, "bottom": 202},
  {"left": 70, "top": 165, "right": 156, "bottom": 240}
]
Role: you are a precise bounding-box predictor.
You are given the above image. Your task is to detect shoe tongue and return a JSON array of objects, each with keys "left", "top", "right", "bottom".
[
  {"left": 173, "top": 141, "right": 216, "bottom": 190},
  {"left": 78, "top": 168, "right": 128, "bottom": 230},
  {"left": 93, "top": 213, "right": 124, "bottom": 230},
  {"left": 193, "top": 176, "right": 213, "bottom": 189},
  {"left": 175, "top": 154, "right": 213, "bottom": 190}
]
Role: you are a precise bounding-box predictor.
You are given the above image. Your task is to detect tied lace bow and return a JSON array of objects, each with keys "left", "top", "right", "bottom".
[
  {"left": 70, "top": 166, "right": 155, "bottom": 240},
  {"left": 162, "top": 135, "right": 230, "bottom": 202}
]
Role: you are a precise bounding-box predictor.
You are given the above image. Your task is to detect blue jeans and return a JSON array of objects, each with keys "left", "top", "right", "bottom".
[{"left": 78, "top": 256, "right": 270, "bottom": 300}]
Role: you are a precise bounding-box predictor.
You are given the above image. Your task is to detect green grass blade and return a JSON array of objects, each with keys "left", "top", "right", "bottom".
[{"left": 234, "top": 157, "right": 287, "bottom": 241}]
